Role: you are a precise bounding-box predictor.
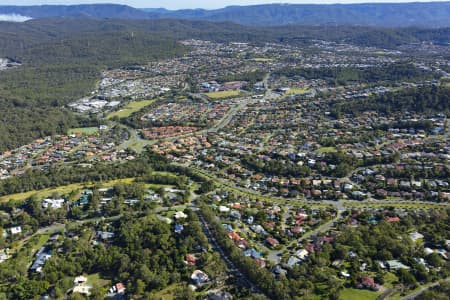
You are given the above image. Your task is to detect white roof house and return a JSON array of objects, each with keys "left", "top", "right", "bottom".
[{"left": 42, "top": 198, "right": 65, "bottom": 209}]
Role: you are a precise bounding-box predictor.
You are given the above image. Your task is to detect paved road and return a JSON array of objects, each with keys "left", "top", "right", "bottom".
[
  {"left": 195, "top": 209, "right": 267, "bottom": 298},
  {"left": 401, "top": 278, "right": 450, "bottom": 300}
]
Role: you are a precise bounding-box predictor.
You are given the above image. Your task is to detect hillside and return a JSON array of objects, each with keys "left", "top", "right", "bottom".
[
  {"left": 0, "top": 4, "right": 153, "bottom": 19},
  {"left": 0, "top": 17, "right": 448, "bottom": 152},
  {"left": 2, "top": 2, "right": 450, "bottom": 27},
  {"left": 150, "top": 2, "right": 450, "bottom": 27}
]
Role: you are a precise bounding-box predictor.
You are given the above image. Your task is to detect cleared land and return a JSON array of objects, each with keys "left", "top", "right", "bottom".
[
  {"left": 339, "top": 288, "right": 379, "bottom": 300},
  {"left": 251, "top": 58, "right": 274, "bottom": 62},
  {"left": 286, "top": 87, "right": 311, "bottom": 95},
  {"left": 68, "top": 127, "right": 99, "bottom": 135},
  {"left": 106, "top": 99, "right": 155, "bottom": 119},
  {"left": 0, "top": 178, "right": 136, "bottom": 203},
  {"left": 205, "top": 90, "right": 241, "bottom": 99}
]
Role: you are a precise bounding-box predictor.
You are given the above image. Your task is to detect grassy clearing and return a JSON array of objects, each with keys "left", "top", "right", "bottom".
[
  {"left": 317, "top": 147, "right": 337, "bottom": 154},
  {"left": 68, "top": 127, "right": 99, "bottom": 135},
  {"left": 286, "top": 87, "right": 311, "bottom": 95},
  {"left": 87, "top": 273, "right": 111, "bottom": 288},
  {"left": 12, "top": 234, "right": 50, "bottom": 266},
  {"left": 339, "top": 288, "right": 380, "bottom": 300},
  {"left": 205, "top": 90, "right": 241, "bottom": 99},
  {"left": 251, "top": 58, "right": 274, "bottom": 62},
  {"left": 0, "top": 178, "right": 136, "bottom": 203},
  {"left": 152, "top": 283, "right": 184, "bottom": 300},
  {"left": 106, "top": 99, "right": 155, "bottom": 119},
  {"left": 383, "top": 272, "right": 398, "bottom": 289}
]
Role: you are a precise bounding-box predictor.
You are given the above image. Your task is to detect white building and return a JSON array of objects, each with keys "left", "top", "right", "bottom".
[{"left": 42, "top": 198, "right": 65, "bottom": 209}]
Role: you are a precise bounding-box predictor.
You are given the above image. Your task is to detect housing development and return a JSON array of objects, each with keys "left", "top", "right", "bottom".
[{"left": 0, "top": 4, "right": 449, "bottom": 300}]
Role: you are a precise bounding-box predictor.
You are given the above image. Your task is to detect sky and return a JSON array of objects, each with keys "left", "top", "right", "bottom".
[{"left": 0, "top": 0, "right": 448, "bottom": 10}]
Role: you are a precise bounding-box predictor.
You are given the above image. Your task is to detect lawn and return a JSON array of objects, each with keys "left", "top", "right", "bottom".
[
  {"left": 153, "top": 283, "right": 184, "bottom": 300},
  {"left": 383, "top": 272, "right": 398, "bottom": 288},
  {"left": 87, "top": 273, "right": 111, "bottom": 288},
  {"left": 286, "top": 87, "right": 311, "bottom": 95},
  {"left": 0, "top": 178, "right": 136, "bottom": 203},
  {"left": 106, "top": 99, "right": 155, "bottom": 119},
  {"left": 251, "top": 57, "right": 274, "bottom": 62},
  {"left": 339, "top": 288, "right": 380, "bottom": 300},
  {"left": 205, "top": 90, "right": 241, "bottom": 99},
  {"left": 68, "top": 127, "right": 99, "bottom": 135},
  {"left": 13, "top": 234, "right": 50, "bottom": 265}
]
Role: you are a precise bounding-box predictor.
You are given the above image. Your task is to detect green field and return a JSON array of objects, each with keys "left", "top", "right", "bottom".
[
  {"left": 339, "top": 288, "right": 380, "bottom": 300},
  {"left": 106, "top": 99, "right": 155, "bottom": 119},
  {"left": 383, "top": 272, "right": 398, "bottom": 288},
  {"left": 286, "top": 87, "right": 311, "bottom": 95},
  {"left": 87, "top": 273, "right": 111, "bottom": 288},
  {"left": 152, "top": 283, "right": 184, "bottom": 300},
  {"left": 205, "top": 90, "right": 241, "bottom": 99},
  {"left": 68, "top": 127, "right": 99, "bottom": 135},
  {"left": 0, "top": 178, "right": 136, "bottom": 203},
  {"left": 252, "top": 57, "right": 274, "bottom": 62}
]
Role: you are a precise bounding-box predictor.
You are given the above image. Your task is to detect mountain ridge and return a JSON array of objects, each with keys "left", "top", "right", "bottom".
[{"left": 1, "top": 2, "right": 450, "bottom": 27}]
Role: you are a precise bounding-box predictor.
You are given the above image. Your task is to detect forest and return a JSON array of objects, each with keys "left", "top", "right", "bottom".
[
  {"left": 0, "top": 17, "right": 449, "bottom": 152},
  {"left": 331, "top": 85, "right": 450, "bottom": 117},
  {"left": 0, "top": 209, "right": 225, "bottom": 299},
  {"left": 274, "top": 63, "right": 437, "bottom": 86}
]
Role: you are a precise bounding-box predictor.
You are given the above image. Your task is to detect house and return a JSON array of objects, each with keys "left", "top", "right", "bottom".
[
  {"left": 174, "top": 211, "right": 188, "bottom": 220},
  {"left": 185, "top": 254, "right": 197, "bottom": 266},
  {"left": 30, "top": 247, "right": 52, "bottom": 273},
  {"left": 208, "top": 290, "right": 233, "bottom": 300},
  {"left": 291, "top": 226, "right": 304, "bottom": 234},
  {"left": 387, "top": 260, "right": 410, "bottom": 270},
  {"left": 73, "top": 285, "right": 92, "bottom": 296},
  {"left": 255, "top": 258, "right": 266, "bottom": 268},
  {"left": 175, "top": 224, "right": 184, "bottom": 234},
  {"left": 386, "top": 216, "right": 400, "bottom": 223},
  {"left": 243, "top": 248, "right": 262, "bottom": 259},
  {"left": 107, "top": 282, "right": 126, "bottom": 297},
  {"left": 294, "top": 249, "right": 309, "bottom": 260},
  {"left": 286, "top": 256, "right": 302, "bottom": 268},
  {"left": 219, "top": 206, "right": 230, "bottom": 213},
  {"left": 42, "top": 198, "right": 65, "bottom": 209},
  {"left": 74, "top": 275, "right": 88, "bottom": 286},
  {"left": 10, "top": 226, "right": 22, "bottom": 235},
  {"left": 0, "top": 249, "right": 10, "bottom": 263},
  {"left": 229, "top": 210, "right": 242, "bottom": 219},
  {"left": 273, "top": 265, "right": 287, "bottom": 276},
  {"left": 409, "top": 232, "right": 424, "bottom": 242},
  {"left": 97, "top": 231, "right": 115, "bottom": 240},
  {"left": 250, "top": 225, "right": 266, "bottom": 235},
  {"left": 266, "top": 237, "right": 280, "bottom": 248},
  {"left": 357, "top": 276, "right": 379, "bottom": 291},
  {"left": 191, "top": 270, "right": 209, "bottom": 286}
]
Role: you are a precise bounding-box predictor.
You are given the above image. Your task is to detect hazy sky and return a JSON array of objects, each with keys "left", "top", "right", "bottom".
[{"left": 1, "top": 0, "right": 448, "bottom": 10}]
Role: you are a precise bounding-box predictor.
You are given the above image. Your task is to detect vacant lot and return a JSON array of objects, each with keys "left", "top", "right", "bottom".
[
  {"left": 106, "top": 99, "right": 155, "bottom": 119},
  {"left": 68, "top": 127, "right": 99, "bottom": 135},
  {"left": 205, "top": 90, "right": 241, "bottom": 99},
  {"left": 339, "top": 288, "right": 379, "bottom": 300},
  {"left": 286, "top": 88, "right": 311, "bottom": 95}
]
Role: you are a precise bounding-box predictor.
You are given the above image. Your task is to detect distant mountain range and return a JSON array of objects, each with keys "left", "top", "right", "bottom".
[{"left": 1, "top": 2, "right": 450, "bottom": 27}]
